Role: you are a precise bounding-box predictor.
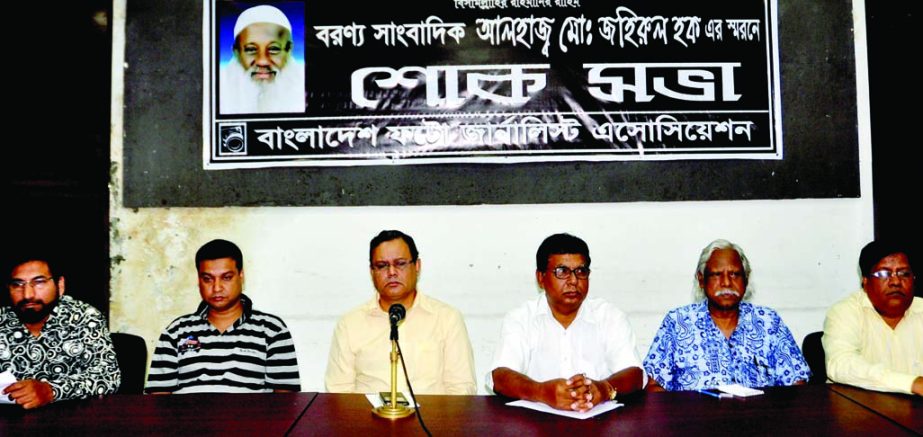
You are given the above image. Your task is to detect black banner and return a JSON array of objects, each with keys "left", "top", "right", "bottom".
[{"left": 207, "top": 0, "right": 781, "bottom": 168}]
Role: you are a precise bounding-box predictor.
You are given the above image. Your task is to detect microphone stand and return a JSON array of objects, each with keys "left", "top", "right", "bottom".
[{"left": 372, "top": 319, "right": 414, "bottom": 419}]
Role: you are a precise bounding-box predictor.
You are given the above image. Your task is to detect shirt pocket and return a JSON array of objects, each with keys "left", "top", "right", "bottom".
[
  {"left": 574, "top": 343, "right": 608, "bottom": 379},
  {"left": 737, "top": 352, "right": 773, "bottom": 387},
  {"left": 410, "top": 339, "right": 442, "bottom": 382}
]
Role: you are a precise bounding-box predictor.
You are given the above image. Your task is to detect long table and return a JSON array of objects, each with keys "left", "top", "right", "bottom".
[
  {"left": 291, "top": 385, "right": 916, "bottom": 436},
  {"left": 1, "top": 386, "right": 919, "bottom": 436},
  {"left": 0, "top": 392, "right": 315, "bottom": 435},
  {"left": 829, "top": 383, "right": 922, "bottom": 435}
]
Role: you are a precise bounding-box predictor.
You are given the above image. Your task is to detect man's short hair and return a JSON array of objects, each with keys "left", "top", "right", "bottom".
[
  {"left": 369, "top": 230, "right": 419, "bottom": 264},
  {"left": 859, "top": 240, "right": 914, "bottom": 277},
  {"left": 535, "top": 233, "right": 591, "bottom": 271},
  {"left": 3, "top": 251, "right": 61, "bottom": 306},
  {"left": 195, "top": 239, "right": 244, "bottom": 271},
  {"left": 4, "top": 251, "right": 61, "bottom": 280},
  {"left": 693, "top": 239, "right": 754, "bottom": 301}
]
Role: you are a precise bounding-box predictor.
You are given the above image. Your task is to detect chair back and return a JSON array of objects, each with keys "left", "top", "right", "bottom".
[
  {"left": 111, "top": 332, "right": 148, "bottom": 394},
  {"left": 801, "top": 331, "right": 826, "bottom": 384}
]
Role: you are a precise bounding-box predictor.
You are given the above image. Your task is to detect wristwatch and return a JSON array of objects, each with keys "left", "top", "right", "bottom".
[{"left": 604, "top": 381, "right": 617, "bottom": 401}]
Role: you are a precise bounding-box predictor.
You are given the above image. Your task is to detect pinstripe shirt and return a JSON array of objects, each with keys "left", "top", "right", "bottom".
[{"left": 145, "top": 295, "right": 300, "bottom": 393}]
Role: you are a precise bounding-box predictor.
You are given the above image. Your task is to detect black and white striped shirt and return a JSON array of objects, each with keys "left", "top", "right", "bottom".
[{"left": 145, "top": 295, "right": 300, "bottom": 393}]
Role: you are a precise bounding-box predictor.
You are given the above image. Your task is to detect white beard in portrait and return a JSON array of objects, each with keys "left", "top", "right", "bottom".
[{"left": 219, "top": 54, "right": 304, "bottom": 114}]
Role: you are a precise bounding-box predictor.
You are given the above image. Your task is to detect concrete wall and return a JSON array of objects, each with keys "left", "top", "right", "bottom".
[{"left": 108, "top": 0, "right": 874, "bottom": 394}]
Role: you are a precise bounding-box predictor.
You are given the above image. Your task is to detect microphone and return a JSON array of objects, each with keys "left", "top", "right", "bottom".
[
  {"left": 389, "top": 304, "right": 406, "bottom": 325},
  {"left": 389, "top": 304, "right": 405, "bottom": 341},
  {"left": 374, "top": 303, "right": 416, "bottom": 420}
]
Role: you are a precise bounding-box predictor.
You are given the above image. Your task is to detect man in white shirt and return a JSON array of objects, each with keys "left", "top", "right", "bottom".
[{"left": 488, "top": 233, "right": 645, "bottom": 411}]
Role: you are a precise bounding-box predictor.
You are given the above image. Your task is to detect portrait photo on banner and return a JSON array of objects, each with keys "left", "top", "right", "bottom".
[{"left": 216, "top": 1, "right": 306, "bottom": 115}]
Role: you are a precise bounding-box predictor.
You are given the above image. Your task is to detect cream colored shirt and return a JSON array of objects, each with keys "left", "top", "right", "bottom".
[
  {"left": 823, "top": 290, "right": 923, "bottom": 394},
  {"left": 325, "top": 293, "right": 477, "bottom": 395}
]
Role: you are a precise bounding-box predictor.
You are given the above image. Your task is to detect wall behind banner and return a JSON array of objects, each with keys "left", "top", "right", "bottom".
[
  {"left": 110, "top": 0, "right": 874, "bottom": 393},
  {"left": 123, "top": 0, "right": 859, "bottom": 207}
]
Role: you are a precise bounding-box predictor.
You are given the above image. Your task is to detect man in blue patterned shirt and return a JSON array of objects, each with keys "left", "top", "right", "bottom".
[{"left": 643, "top": 239, "right": 810, "bottom": 391}]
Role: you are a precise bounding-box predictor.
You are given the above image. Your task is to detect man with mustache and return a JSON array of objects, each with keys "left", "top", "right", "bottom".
[
  {"left": 219, "top": 5, "right": 304, "bottom": 114},
  {"left": 644, "top": 239, "right": 810, "bottom": 391},
  {"left": 823, "top": 240, "right": 922, "bottom": 395},
  {"left": 145, "top": 239, "right": 300, "bottom": 393},
  {"left": 0, "top": 254, "right": 120, "bottom": 409},
  {"left": 325, "top": 230, "right": 476, "bottom": 395},
  {"left": 488, "top": 233, "right": 645, "bottom": 412}
]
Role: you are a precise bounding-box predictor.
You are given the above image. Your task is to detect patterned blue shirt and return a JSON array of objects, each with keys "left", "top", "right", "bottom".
[{"left": 644, "top": 301, "right": 811, "bottom": 391}]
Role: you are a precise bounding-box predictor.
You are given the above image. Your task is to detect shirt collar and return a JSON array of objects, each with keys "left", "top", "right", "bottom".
[
  {"left": 536, "top": 294, "right": 594, "bottom": 325},
  {"left": 696, "top": 298, "right": 753, "bottom": 315},
  {"left": 911, "top": 296, "right": 923, "bottom": 314},
  {"left": 363, "top": 292, "right": 431, "bottom": 318},
  {"left": 195, "top": 293, "right": 253, "bottom": 325},
  {"left": 12, "top": 295, "right": 72, "bottom": 332},
  {"left": 44, "top": 295, "right": 69, "bottom": 324}
]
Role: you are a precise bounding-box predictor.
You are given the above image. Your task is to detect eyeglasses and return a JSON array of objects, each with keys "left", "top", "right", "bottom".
[
  {"left": 8, "top": 276, "right": 54, "bottom": 291},
  {"left": 705, "top": 271, "right": 744, "bottom": 281},
  {"left": 550, "top": 266, "right": 590, "bottom": 280},
  {"left": 869, "top": 270, "right": 914, "bottom": 280},
  {"left": 371, "top": 259, "right": 413, "bottom": 272}
]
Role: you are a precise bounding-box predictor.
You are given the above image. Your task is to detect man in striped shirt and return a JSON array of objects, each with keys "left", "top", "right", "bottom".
[{"left": 145, "top": 239, "right": 300, "bottom": 393}]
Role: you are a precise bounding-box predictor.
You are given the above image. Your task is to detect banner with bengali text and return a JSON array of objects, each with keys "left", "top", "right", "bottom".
[{"left": 205, "top": 0, "right": 781, "bottom": 168}]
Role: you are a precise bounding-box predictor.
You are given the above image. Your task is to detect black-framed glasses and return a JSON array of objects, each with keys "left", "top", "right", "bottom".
[
  {"left": 371, "top": 259, "right": 413, "bottom": 272},
  {"left": 550, "top": 266, "right": 590, "bottom": 280},
  {"left": 869, "top": 269, "right": 914, "bottom": 280},
  {"left": 9, "top": 276, "right": 54, "bottom": 291}
]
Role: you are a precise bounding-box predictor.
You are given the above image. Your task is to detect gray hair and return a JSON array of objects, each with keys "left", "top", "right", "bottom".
[{"left": 693, "top": 239, "right": 754, "bottom": 301}]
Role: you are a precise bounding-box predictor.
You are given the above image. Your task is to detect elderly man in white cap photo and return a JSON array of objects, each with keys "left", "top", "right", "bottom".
[{"left": 219, "top": 4, "right": 304, "bottom": 114}]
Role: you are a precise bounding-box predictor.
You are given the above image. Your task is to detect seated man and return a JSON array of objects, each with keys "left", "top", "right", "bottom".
[
  {"left": 325, "top": 230, "right": 476, "bottom": 395},
  {"left": 644, "top": 239, "right": 810, "bottom": 391},
  {"left": 146, "top": 239, "right": 300, "bottom": 393},
  {"left": 823, "top": 240, "right": 922, "bottom": 395},
  {"left": 1, "top": 253, "right": 120, "bottom": 409},
  {"left": 489, "top": 234, "right": 644, "bottom": 412}
]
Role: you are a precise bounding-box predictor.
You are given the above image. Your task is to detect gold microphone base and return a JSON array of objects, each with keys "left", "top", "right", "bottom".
[{"left": 372, "top": 404, "right": 415, "bottom": 420}]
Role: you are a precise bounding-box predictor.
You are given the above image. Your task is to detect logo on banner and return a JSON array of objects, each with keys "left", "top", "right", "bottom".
[{"left": 219, "top": 123, "right": 247, "bottom": 156}]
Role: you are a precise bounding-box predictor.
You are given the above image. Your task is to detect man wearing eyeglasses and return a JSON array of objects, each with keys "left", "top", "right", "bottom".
[
  {"left": 488, "top": 233, "right": 645, "bottom": 412},
  {"left": 0, "top": 254, "right": 120, "bottom": 409},
  {"left": 823, "top": 240, "right": 922, "bottom": 395},
  {"left": 325, "top": 230, "right": 476, "bottom": 394},
  {"left": 643, "top": 239, "right": 810, "bottom": 392}
]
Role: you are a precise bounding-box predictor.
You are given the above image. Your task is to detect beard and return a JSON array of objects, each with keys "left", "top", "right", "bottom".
[
  {"left": 220, "top": 57, "right": 304, "bottom": 114},
  {"left": 14, "top": 296, "right": 59, "bottom": 324}
]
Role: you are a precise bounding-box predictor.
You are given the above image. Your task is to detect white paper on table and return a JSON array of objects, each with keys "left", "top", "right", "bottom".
[
  {"left": 717, "top": 384, "right": 764, "bottom": 397},
  {"left": 506, "top": 399, "right": 623, "bottom": 419},
  {"left": 0, "top": 371, "right": 17, "bottom": 404},
  {"left": 364, "top": 393, "right": 417, "bottom": 409}
]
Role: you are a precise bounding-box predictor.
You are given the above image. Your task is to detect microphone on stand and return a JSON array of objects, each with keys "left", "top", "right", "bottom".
[
  {"left": 374, "top": 303, "right": 414, "bottom": 420},
  {"left": 389, "top": 304, "right": 406, "bottom": 340}
]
